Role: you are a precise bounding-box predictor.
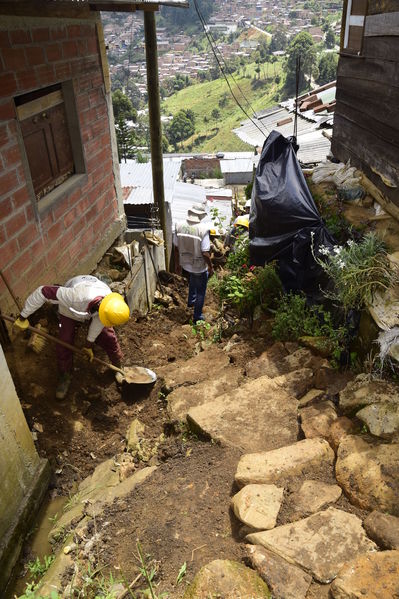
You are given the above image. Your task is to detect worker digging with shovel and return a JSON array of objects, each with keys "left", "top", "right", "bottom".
[{"left": 13, "top": 275, "right": 130, "bottom": 400}]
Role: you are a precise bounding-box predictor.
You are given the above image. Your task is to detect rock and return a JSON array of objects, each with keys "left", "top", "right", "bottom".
[
  {"left": 231, "top": 484, "right": 284, "bottom": 530},
  {"left": 119, "top": 462, "right": 136, "bottom": 482},
  {"left": 158, "top": 347, "right": 230, "bottom": 391},
  {"left": 300, "top": 400, "right": 338, "bottom": 439},
  {"left": 107, "top": 268, "right": 126, "bottom": 282},
  {"left": 299, "top": 335, "right": 335, "bottom": 358},
  {"left": 327, "top": 417, "right": 358, "bottom": 452},
  {"left": 356, "top": 402, "right": 399, "bottom": 438},
  {"left": 235, "top": 438, "right": 335, "bottom": 488},
  {"left": 222, "top": 334, "right": 240, "bottom": 353},
  {"left": 281, "top": 348, "right": 316, "bottom": 371},
  {"left": 314, "top": 364, "right": 353, "bottom": 393},
  {"left": 363, "top": 511, "right": 399, "bottom": 550},
  {"left": 284, "top": 341, "right": 300, "bottom": 353},
  {"left": 330, "top": 550, "right": 399, "bottom": 598},
  {"left": 291, "top": 480, "right": 342, "bottom": 516},
  {"left": 246, "top": 507, "right": 376, "bottom": 584},
  {"left": 183, "top": 559, "right": 271, "bottom": 599},
  {"left": 245, "top": 342, "right": 288, "bottom": 379},
  {"left": 335, "top": 435, "right": 399, "bottom": 515},
  {"left": 167, "top": 367, "right": 242, "bottom": 422},
  {"left": 298, "top": 388, "right": 325, "bottom": 408},
  {"left": 187, "top": 375, "right": 298, "bottom": 453},
  {"left": 272, "top": 368, "right": 313, "bottom": 399},
  {"left": 246, "top": 544, "right": 312, "bottom": 599},
  {"left": 126, "top": 419, "right": 145, "bottom": 453},
  {"left": 339, "top": 374, "right": 399, "bottom": 414}
]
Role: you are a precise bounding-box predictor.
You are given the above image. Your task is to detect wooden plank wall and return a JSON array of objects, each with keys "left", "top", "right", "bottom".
[{"left": 331, "top": 1, "right": 399, "bottom": 205}]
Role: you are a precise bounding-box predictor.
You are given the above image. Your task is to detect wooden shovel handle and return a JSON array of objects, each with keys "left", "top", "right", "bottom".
[{"left": 0, "top": 314, "right": 125, "bottom": 375}]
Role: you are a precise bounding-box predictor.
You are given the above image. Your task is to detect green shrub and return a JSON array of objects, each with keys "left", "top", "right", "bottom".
[{"left": 314, "top": 232, "right": 398, "bottom": 312}]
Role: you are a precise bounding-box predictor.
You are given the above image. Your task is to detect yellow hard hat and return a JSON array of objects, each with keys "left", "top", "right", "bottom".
[
  {"left": 234, "top": 215, "right": 249, "bottom": 229},
  {"left": 99, "top": 293, "right": 130, "bottom": 327}
]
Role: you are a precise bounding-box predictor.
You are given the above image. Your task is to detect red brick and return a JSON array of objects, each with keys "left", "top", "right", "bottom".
[
  {"left": 16, "top": 222, "right": 38, "bottom": 250},
  {"left": 0, "top": 72, "right": 17, "bottom": 96},
  {"left": 77, "top": 39, "right": 88, "bottom": 57},
  {"left": 47, "top": 220, "right": 64, "bottom": 244},
  {"left": 0, "top": 31, "right": 10, "bottom": 48},
  {"left": 32, "top": 28, "right": 50, "bottom": 43},
  {"left": 50, "top": 26, "right": 67, "bottom": 41},
  {"left": 51, "top": 198, "right": 69, "bottom": 222},
  {"left": 2, "top": 144, "right": 21, "bottom": 169},
  {"left": 87, "top": 38, "right": 98, "bottom": 55},
  {"left": 1, "top": 237, "right": 19, "bottom": 266},
  {"left": 0, "top": 197, "right": 12, "bottom": 220},
  {"left": 25, "top": 204, "right": 34, "bottom": 222},
  {"left": 54, "top": 62, "right": 71, "bottom": 81},
  {"left": 35, "top": 64, "right": 55, "bottom": 86},
  {"left": 0, "top": 100, "right": 16, "bottom": 120},
  {"left": 16, "top": 69, "right": 39, "bottom": 92},
  {"left": 12, "top": 186, "right": 30, "bottom": 210},
  {"left": 45, "top": 43, "right": 62, "bottom": 63},
  {"left": 9, "top": 246, "right": 32, "bottom": 276},
  {"left": 0, "top": 169, "right": 18, "bottom": 197},
  {"left": 27, "top": 46, "right": 45, "bottom": 67},
  {"left": 5, "top": 209, "right": 27, "bottom": 238},
  {"left": 62, "top": 40, "right": 78, "bottom": 59},
  {"left": 0, "top": 224, "right": 6, "bottom": 245},
  {"left": 67, "top": 24, "right": 81, "bottom": 39},
  {"left": 0, "top": 123, "right": 9, "bottom": 147},
  {"left": 2, "top": 47, "right": 26, "bottom": 70},
  {"left": 10, "top": 30, "right": 32, "bottom": 45}
]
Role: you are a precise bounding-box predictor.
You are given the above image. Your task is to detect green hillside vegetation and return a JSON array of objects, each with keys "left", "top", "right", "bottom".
[{"left": 162, "top": 59, "right": 285, "bottom": 153}]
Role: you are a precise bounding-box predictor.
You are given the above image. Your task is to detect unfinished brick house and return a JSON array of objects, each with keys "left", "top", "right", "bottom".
[{"left": 0, "top": 0, "right": 125, "bottom": 313}]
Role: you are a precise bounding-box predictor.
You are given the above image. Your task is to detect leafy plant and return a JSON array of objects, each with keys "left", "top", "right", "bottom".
[
  {"left": 225, "top": 234, "right": 250, "bottom": 272},
  {"left": 176, "top": 562, "right": 187, "bottom": 585},
  {"left": 191, "top": 320, "right": 211, "bottom": 340},
  {"left": 27, "top": 555, "right": 54, "bottom": 580},
  {"left": 272, "top": 292, "right": 347, "bottom": 362},
  {"left": 313, "top": 233, "right": 398, "bottom": 312},
  {"left": 209, "top": 206, "right": 226, "bottom": 234}
]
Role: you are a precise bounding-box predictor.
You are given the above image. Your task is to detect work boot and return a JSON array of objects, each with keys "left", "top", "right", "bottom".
[{"left": 56, "top": 373, "right": 72, "bottom": 400}]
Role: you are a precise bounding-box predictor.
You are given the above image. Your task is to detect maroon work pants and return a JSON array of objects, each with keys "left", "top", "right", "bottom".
[{"left": 57, "top": 314, "right": 123, "bottom": 374}]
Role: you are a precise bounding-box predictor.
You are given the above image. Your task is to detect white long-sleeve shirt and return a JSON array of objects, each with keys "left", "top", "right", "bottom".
[{"left": 20, "top": 275, "right": 111, "bottom": 342}]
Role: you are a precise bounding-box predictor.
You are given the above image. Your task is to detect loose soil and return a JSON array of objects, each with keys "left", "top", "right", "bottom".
[{"left": 5, "top": 275, "right": 361, "bottom": 598}]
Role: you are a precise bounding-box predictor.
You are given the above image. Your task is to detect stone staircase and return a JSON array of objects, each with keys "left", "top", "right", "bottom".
[{"left": 159, "top": 338, "right": 399, "bottom": 598}]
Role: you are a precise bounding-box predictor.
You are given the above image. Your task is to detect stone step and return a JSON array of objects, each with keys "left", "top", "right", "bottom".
[
  {"left": 246, "top": 507, "right": 376, "bottom": 584},
  {"left": 235, "top": 438, "right": 335, "bottom": 488},
  {"left": 187, "top": 374, "right": 299, "bottom": 453}
]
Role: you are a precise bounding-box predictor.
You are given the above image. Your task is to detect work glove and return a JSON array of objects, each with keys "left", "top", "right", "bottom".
[
  {"left": 14, "top": 316, "right": 29, "bottom": 330},
  {"left": 83, "top": 347, "right": 94, "bottom": 362}
]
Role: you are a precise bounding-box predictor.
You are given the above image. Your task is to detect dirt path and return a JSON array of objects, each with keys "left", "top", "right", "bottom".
[{"left": 6, "top": 278, "right": 258, "bottom": 596}]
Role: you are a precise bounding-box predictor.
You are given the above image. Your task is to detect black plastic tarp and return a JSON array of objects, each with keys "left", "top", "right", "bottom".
[{"left": 249, "top": 130, "right": 336, "bottom": 293}]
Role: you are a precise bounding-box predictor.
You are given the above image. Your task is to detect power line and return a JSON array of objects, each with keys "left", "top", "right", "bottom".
[{"left": 193, "top": 0, "right": 269, "bottom": 141}]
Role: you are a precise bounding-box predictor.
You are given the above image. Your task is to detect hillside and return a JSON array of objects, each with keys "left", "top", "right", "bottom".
[{"left": 162, "top": 59, "right": 285, "bottom": 153}]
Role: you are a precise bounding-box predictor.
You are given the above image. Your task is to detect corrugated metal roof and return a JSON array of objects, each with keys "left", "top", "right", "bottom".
[
  {"left": 171, "top": 182, "right": 232, "bottom": 231},
  {"left": 89, "top": 0, "right": 189, "bottom": 7},
  {"left": 120, "top": 159, "right": 181, "bottom": 205},
  {"left": 233, "top": 106, "right": 332, "bottom": 165},
  {"left": 220, "top": 157, "right": 259, "bottom": 174}
]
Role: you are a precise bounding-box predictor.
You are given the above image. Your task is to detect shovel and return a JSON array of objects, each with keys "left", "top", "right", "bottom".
[{"left": 0, "top": 314, "right": 156, "bottom": 386}]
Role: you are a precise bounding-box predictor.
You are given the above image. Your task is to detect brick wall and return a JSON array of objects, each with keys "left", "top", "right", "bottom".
[{"left": 0, "top": 15, "right": 122, "bottom": 310}]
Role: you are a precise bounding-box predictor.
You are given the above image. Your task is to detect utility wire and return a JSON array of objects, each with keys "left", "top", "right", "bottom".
[{"left": 193, "top": 0, "right": 268, "bottom": 140}]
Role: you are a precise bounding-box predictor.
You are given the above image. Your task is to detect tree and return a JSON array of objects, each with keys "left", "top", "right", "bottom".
[
  {"left": 211, "top": 108, "right": 221, "bottom": 120},
  {"left": 325, "top": 28, "right": 336, "bottom": 49},
  {"left": 167, "top": 110, "right": 195, "bottom": 150},
  {"left": 284, "top": 32, "right": 318, "bottom": 94},
  {"left": 317, "top": 53, "right": 338, "bottom": 85},
  {"left": 115, "top": 116, "right": 136, "bottom": 163},
  {"left": 270, "top": 25, "right": 288, "bottom": 53},
  {"left": 112, "top": 90, "right": 137, "bottom": 122}
]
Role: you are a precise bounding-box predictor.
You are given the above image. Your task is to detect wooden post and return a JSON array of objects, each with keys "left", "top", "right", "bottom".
[{"left": 144, "top": 10, "right": 169, "bottom": 270}]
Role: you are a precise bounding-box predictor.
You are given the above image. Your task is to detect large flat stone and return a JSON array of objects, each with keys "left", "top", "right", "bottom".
[
  {"left": 246, "top": 342, "right": 288, "bottom": 379},
  {"left": 356, "top": 402, "right": 399, "bottom": 438},
  {"left": 246, "top": 544, "right": 312, "bottom": 599},
  {"left": 246, "top": 507, "right": 376, "bottom": 583},
  {"left": 300, "top": 400, "right": 338, "bottom": 439},
  {"left": 183, "top": 559, "right": 271, "bottom": 599},
  {"left": 298, "top": 388, "right": 325, "bottom": 408},
  {"left": 272, "top": 367, "right": 313, "bottom": 399},
  {"left": 167, "top": 366, "right": 242, "bottom": 422},
  {"left": 231, "top": 484, "right": 284, "bottom": 530},
  {"left": 235, "top": 438, "right": 335, "bottom": 488},
  {"left": 364, "top": 511, "right": 399, "bottom": 550},
  {"left": 331, "top": 550, "right": 399, "bottom": 599},
  {"left": 291, "top": 480, "right": 342, "bottom": 516},
  {"left": 187, "top": 375, "right": 298, "bottom": 453},
  {"left": 158, "top": 346, "right": 231, "bottom": 391},
  {"left": 327, "top": 417, "right": 358, "bottom": 453},
  {"left": 339, "top": 374, "right": 399, "bottom": 413},
  {"left": 335, "top": 435, "right": 399, "bottom": 515}
]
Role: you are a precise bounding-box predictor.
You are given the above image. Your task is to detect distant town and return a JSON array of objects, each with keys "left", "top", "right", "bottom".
[{"left": 103, "top": 0, "right": 342, "bottom": 100}]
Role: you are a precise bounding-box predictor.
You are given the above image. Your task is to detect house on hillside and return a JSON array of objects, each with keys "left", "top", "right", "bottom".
[{"left": 332, "top": 0, "right": 399, "bottom": 206}]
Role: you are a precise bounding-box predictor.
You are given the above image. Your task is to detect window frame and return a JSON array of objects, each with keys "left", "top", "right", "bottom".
[{"left": 342, "top": 0, "right": 368, "bottom": 55}]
